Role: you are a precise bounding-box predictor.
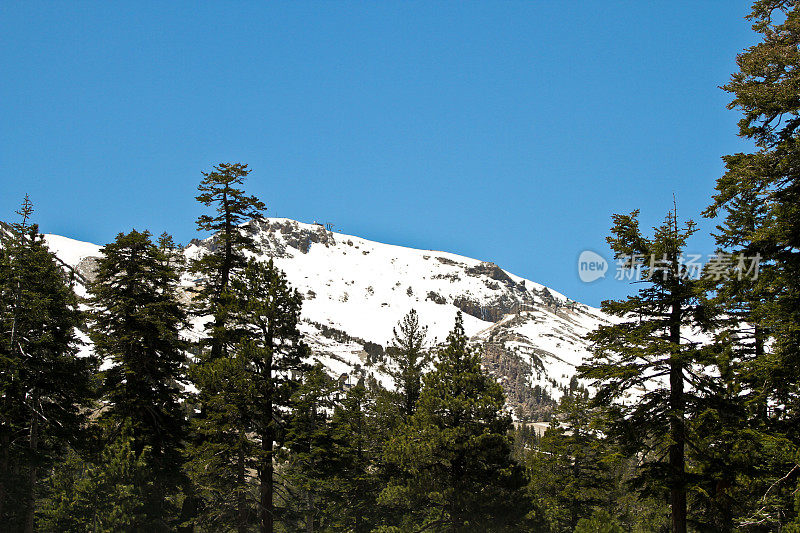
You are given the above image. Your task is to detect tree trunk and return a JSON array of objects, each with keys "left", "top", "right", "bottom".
[
  {"left": 306, "top": 491, "right": 314, "bottom": 533},
  {"left": 669, "top": 298, "right": 686, "bottom": 533},
  {"left": 177, "top": 491, "right": 197, "bottom": 533},
  {"left": 24, "top": 399, "right": 39, "bottom": 533},
  {"left": 260, "top": 399, "right": 274, "bottom": 533}
]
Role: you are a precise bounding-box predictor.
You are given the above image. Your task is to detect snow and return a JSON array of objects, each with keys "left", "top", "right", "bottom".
[
  {"left": 43, "top": 234, "right": 102, "bottom": 267},
  {"left": 40, "top": 218, "right": 614, "bottom": 400}
]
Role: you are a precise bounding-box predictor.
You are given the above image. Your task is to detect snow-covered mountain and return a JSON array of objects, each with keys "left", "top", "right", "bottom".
[{"left": 41, "top": 218, "right": 611, "bottom": 420}]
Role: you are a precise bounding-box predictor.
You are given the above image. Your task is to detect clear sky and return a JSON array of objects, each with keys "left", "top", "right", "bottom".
[{"left": 1, "top": 1, "right": 758, "bottom": 307}]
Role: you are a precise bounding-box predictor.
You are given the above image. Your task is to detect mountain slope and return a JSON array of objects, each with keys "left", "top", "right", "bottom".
[{"left": 41, "top": 218, "right": 610, "bottom": 420}]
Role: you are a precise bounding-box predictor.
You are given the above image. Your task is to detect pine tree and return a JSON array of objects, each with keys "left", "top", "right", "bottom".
[
  {"left": 281, "top": 364, "right": 338, "bottom": 533},
  {"left": 380, "top": 312, "right": 528, "bottom": 532},
  {"left": 0, "top": 197, "right": 96, "bottom": 531},
  {"left": 185, "top": 163, "right": 266, "bottom": 530},
  {"left": 188, "top": 351, "right": 259, "bottom": 532},
  {"left": 191, "top": 162, "right": 266, "bottom": 361},
  {"left": 380, "top": 309, "right": 429, "bottom": 421},
  {"left": 38, "top": 424, "right": 155, "bottom": 533},
  {"left": 702, "top": 0, "right": 800, "bottom": 525},
  {"left": 232, "top": 258, "right": 309, "bottom": 533},
  {"left": 578, "top": 208, "right": 717, "bottom": 533},
  {"left": 526, "top": 389, "right": 620, "bottom": 532},
  {"left": 87, "top": 229, "right": 188, "bottom": 529},
  {"left": 324, "top": 381, "right": 385, "bottom": 532},
  {"left": 189, "top": 258, "right": 309, "bottom": 533}
]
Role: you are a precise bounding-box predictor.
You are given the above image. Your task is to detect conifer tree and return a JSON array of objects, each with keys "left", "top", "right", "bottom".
[
  {"left": 0, "top": 197, "right": 95, "bottom": 532},
  {"left": 38, "top": 424, "right": 156, "bottom": 532},
  {"left": 526, "top": 389, "right": 619, "bottom": 532},
  {"left": 185, "top": 163, "right": 266, "bottom": 529},
  {"left": 88, "top": 229, "right": 188, "bottom": 529},
  {"left": 578, "top": 209, "right": 716, "bottom": 533},
  {"left": 232, "top": 258, "right": 308, "bottom": 533},
  {"left": 190, "top": 258, "right": 309, "bottom": 533},
  {"left": 190, "top": 162, "right": 266, "bottom": 361},
  {"left": 703, "top": 0, "right": 800, "bottom": 524},
  {"left": 324, "top": 381, "right": 384, "bottom": 532},
  {"left": 380, "top": 312, "right": 528, "bottom": 532},
  {"left": 188, "top": 351, "right": 259, "bottom": 532},
  {"left": 380, "top": 309, "right": 429, "bottom": 420},
  {"left": 281, "top": 364, "right": 338, "bottom": 533}
]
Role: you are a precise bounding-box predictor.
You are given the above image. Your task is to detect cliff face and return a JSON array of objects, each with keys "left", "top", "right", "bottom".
[{"left": 36, "top": 218, "right": 610, "bottom": 420}]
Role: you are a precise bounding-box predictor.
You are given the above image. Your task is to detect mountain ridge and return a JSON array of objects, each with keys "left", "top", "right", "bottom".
[{"left": 37, "top": 217, "right": 610, "bottom": 420}]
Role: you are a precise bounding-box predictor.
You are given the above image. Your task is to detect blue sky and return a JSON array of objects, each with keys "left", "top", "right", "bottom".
[{"left": 1, "top": 1, "right": 757, "bottom": 306}]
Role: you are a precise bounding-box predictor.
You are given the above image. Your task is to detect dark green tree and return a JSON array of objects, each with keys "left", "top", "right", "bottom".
[
  {"left": 379, "top": 312, "right": 528, "bottom": 532},
  {"left": 0, "top": 197, "right": 96, "bottom": 532},
  {"left": 526, "top": 389, "right": 620, "bottom": 532},
  {"left": 190, "top": 162, "right": 266, "bottom": 361},
  {"left": 190, "top": 258, "right": 309, "bottom": 533},
  {"left": 703, "top": 0, "right": 800, "bottom": 525},
  {"left": 578, "top": 209, "right": 715, "bottom": 533},
  {"left": 280, "top": 364, "right": 338, "bottom": 533},
  {"left": 324, "top": 381, "right": 385, "bottom": 532},
  {"left": 38, "top": 424, "right": 155, "bottom": 533},
  {"left": 379, "top": 309, "right": 429, "bottom": 421},
  {"left": 232, "top": 258, "right": 309, "bottom": 533},
  {"left": 87, "top": 229, "right": 188, "bottom": 529},
  {"left": 188, "top": 351, "right": 259, "bottom": 532}
]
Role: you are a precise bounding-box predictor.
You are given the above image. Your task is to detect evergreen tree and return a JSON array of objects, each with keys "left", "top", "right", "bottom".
[
  {"left": 572, "top": 510, "right": 625, "bottom": 533},
  {"left": 232, "top": 258, "right": 309, "bottom": 533},
  {"left": 380, "top": 309, "right": 429, "bottom": 421},
  {"left": 379, "top": 312, "right": 528, "bottom": 532},
  {"left": 38, "top": 424, "right": 156, "bottom": 533},
  {"left": 185, "top": 162, "right": 266, "bottom": 530},
  {"left": 190, "top": 162, "right": 266, "bottom": 361},
  {"left": 578, "top": 208, "right": 715, "bottom": 533},
  {"left": 190, "top": 258, "right": 309, "bottom": 533},
  {"left": 703, "top": 0, "right": 800, "bottom": 525},
  {"left": 526, "top": 389, "right": 620, "bottom": 532},
  {"left": 281, "top": 364, "right": 338, "bottom": 533},
  {"left": 324, "top": 381, "right": 384, "bottom": 532},
  {"left": 87, "top": 229, "right": 188, "bottom": 529},
  {"left": 0, "top": 197, "right": 96, "bottom": 532},
  {"left": 188, "top": 351, "right": 259, "bottom": 532}
]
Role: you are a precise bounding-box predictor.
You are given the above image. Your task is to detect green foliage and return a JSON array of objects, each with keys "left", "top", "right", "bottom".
[
  {"left": 380, "top": 312, "right": 529, "bottom": 532},
  {"left": 280, "top": 364, "right": 338, "bottom": 532},
  {"left": 379, "top": 308, "right": 430, "bottom": 421},
  {"left": 37, "top": 426, "right": 159, "bottom": 532},
  {"left": 572, "top": 509, "right": 624, "bottom": 533},
  {"left": 0, "top": 197, "right": 97, "bottom": 529},
  {"left": 527, "top": 390, "right": 620, "bottom": 532},
  {"left": 189, "top": 258, "right": 308, "bottom": 532},
  {"left": 188, "top": 352, "right": 259, "bottom": 531},
  {"left": 190, "top": 162, "right": 266, "bottom": 361},
  {"left": 578, "top": 208, "right": 722, "bottom": 532},
  {"left": 702, "top": 0, "right": 800, "bottom": 527},
  {"left": 87, "top": 228, "right": 188, "bottom": 527}
]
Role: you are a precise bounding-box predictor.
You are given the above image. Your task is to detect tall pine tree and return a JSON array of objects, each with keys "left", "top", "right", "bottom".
[
  {"left": 703, "top": 0, "right": 800, "bottom": 525},
  {"left": 190, "top": 162, "right": 266, "bottom": 361},
  {"left": 87, "top": 229, "right": 188, "bottom": 529},
  {"left": 380, "top": 309, "right": 429, "bottom": 421},
  {"left": 578, "top": 209, "right": 719, "bottom": 533},
  {"left": 0, "top": 197, "right": 96, "bottom": 532},
  {"left": 189, "top": 258, "right": 309, "bottom": 533}
]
